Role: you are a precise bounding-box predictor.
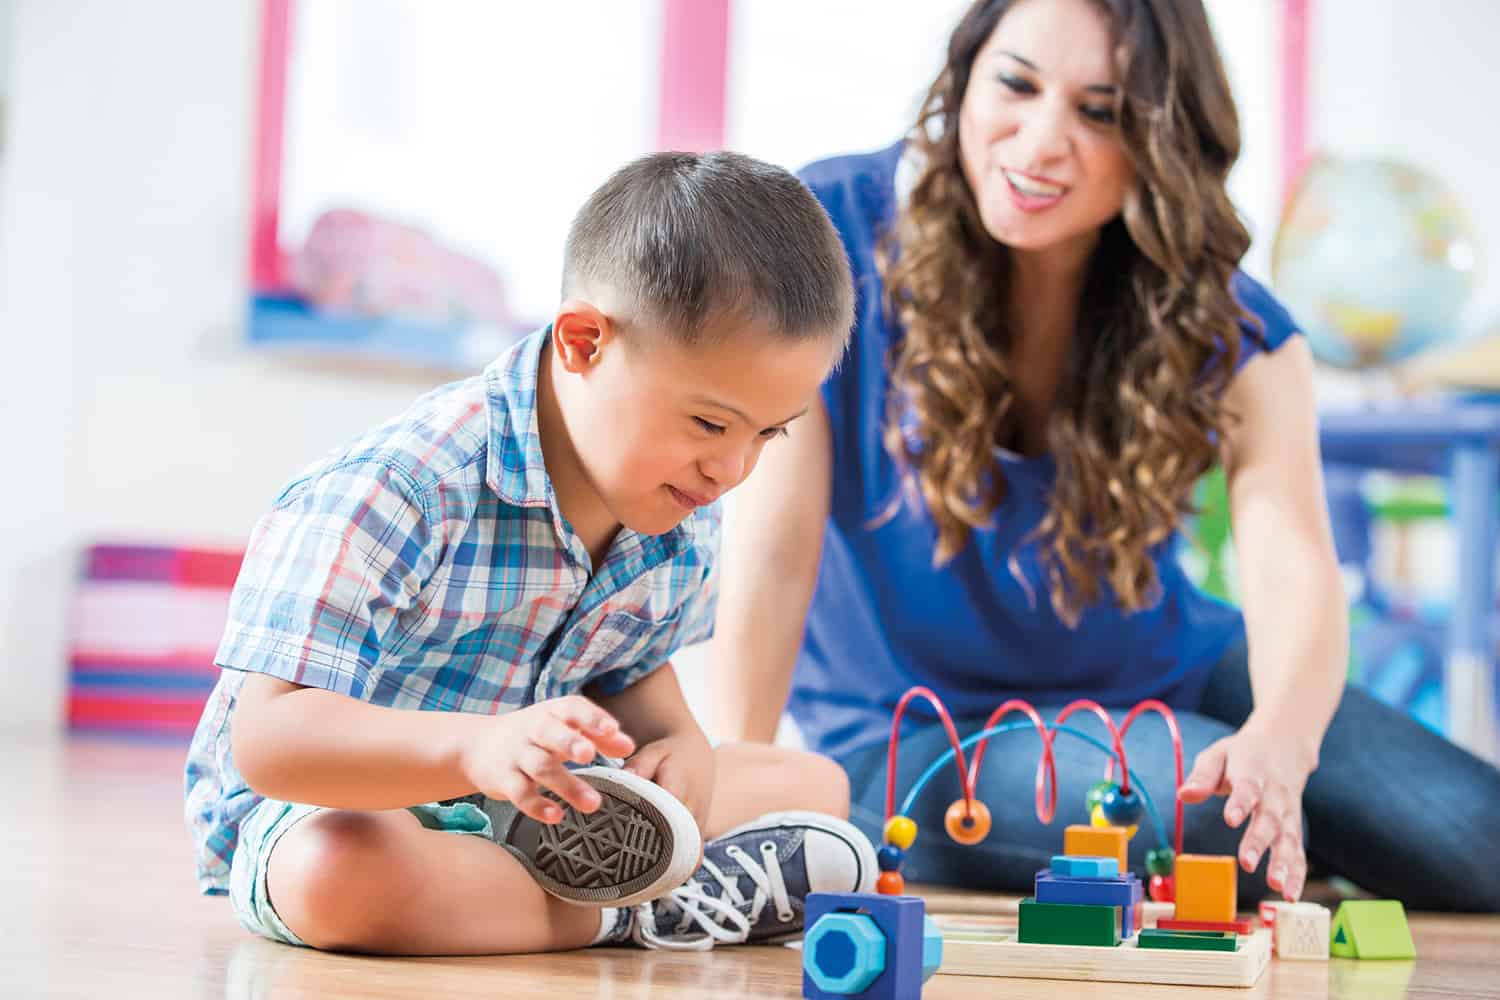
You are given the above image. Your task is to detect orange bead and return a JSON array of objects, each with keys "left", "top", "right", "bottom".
[
  {"left": 876, "top": 871, "right": 906, "bottom": 896},
  {"left": 944, "top": 798, "right": 992, "bottom": 845}
]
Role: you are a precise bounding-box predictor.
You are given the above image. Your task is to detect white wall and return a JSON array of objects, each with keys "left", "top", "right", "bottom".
[
  {"left": 0, "top": 0, "right": 429, "bottom": 732},
  {"left": 1310, "top": 0, "right": 1499, "bottom": 332}
]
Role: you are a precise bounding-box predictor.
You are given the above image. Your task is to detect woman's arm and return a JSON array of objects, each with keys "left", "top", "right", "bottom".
[
  {"left": 1179, "top": 336, "right": 1347, "bottom": 900},
  {"left": 708, "top": 397, "right": 835, "bottom": 743},
  {"left": 1223, "top": 336, "right": 1347, "bottom": 757}
]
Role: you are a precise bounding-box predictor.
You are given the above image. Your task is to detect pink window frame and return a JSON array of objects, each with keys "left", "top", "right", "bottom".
[{"left": 247, "top": 0, "right": 731, "bottom": 295}]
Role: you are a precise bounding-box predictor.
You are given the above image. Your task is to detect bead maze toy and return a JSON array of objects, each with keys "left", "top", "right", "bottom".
[{"left": 804, "top": 686, "right": 1276, "bottom": 994}]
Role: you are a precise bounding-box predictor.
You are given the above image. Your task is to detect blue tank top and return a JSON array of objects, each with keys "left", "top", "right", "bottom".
[{"left": 790, "top": 142, "right": 1301, "bottom": 763}]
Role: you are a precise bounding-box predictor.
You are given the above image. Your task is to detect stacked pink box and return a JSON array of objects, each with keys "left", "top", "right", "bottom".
[{"left": 67, "top": 544, "right": 242, "bottom": 738}]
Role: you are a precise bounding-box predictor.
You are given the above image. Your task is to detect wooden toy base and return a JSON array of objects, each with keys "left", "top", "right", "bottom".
[{"left": 936, "top": 921, "right": 1272, "bottom": 988}]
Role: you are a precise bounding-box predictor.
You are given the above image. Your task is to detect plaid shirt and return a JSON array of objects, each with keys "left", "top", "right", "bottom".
[{"left": 184, "top": 329, "right": 719, "bottom": 894}]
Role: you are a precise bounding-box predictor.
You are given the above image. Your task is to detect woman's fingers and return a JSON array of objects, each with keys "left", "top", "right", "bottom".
[
  {"left": 1235, "top": 781, "right": 1284, "bottom": 870},
  {"left": 1267, "top": 822, "right": 1308, "bottom": 901},
  {"left": 1221, "top": 762, "right": 1264, "bottom": 828},
  {"left": 1178, "top": 740, "right": 1231, "bottom": 803}
]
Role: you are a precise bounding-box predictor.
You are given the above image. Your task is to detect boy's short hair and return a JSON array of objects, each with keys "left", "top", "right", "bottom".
[{"left": 562, "top": 151, "right": 853, "bottom": 346}]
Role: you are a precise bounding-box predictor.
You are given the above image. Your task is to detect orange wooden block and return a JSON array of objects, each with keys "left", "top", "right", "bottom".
[
  {"left": 1063, "top": 824, "right": 1128, "bottom": 873},
  {"left": 1173, "top": 854, "right": 1237, "bottom": 923}
]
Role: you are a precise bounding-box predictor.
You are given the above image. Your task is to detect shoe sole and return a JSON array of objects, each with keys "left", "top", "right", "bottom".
[{"left": 484, "top": 766, "right": 701, "bottom": 907}]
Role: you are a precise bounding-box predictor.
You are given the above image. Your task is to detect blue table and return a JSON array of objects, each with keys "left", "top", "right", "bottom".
[{"left": 1319, "top": 398, "right": 1500, "bottom": 763}]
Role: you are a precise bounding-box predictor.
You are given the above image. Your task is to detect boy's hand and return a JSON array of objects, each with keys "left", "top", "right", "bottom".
[
  {"left": 623, "top": 730, "right": 715, "bottom": 832},
  {"left": 462, "top": 696, "right": 636, "bottom": 825}
]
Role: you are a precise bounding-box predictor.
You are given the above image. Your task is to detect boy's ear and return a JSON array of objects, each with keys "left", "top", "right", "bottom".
[{"left": 552, "top": 301, "right": 617, "bottom": 373}]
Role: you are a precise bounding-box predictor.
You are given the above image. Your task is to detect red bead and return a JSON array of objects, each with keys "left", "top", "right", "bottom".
[
  {"left": 876, "top": 871, "right": 906, "bottom": 896},
  {"left": 1149, "top": 873, "right": 1177, "bottom": 903}
]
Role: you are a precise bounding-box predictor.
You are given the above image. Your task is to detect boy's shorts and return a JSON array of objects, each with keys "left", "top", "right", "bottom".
[{"left": 228, "top": 796, "right": 493, "bottom": 946}]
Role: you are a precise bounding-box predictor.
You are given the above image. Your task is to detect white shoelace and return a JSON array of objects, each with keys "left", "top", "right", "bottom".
[{"left": 631, "top": 841, "right": 796, "bottom": 951}]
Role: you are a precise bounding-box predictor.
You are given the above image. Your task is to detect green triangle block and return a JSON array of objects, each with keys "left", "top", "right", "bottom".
[
  {"left": 1330, "top": 900, "right": 1416, "bottom": 959},
  {"left": 1330, "top": 910, "right": 1355, "bottom": 958}
]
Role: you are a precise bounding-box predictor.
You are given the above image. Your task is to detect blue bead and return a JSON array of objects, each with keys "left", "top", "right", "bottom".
[
  {"left": 1100, "top": 786, "right": 1144, "bottom": 826},
  {"left": 877, "top": 844, "right": 906, "bottom": 872}
]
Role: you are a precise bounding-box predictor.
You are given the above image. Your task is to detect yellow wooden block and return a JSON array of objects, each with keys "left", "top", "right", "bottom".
[
  {"left": 1174, "top": 854, "right": 1237, "bottom": 923},
  {"left": 1063, "top": 824, "right": 1128, "bottom": 873}
]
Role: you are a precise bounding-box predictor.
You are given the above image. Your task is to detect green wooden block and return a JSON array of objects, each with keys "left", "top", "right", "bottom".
[
  {"left": 1330, "top": 900, "right": 1416, "bottom": 959},
  {"left": 1137, "top": 928, "right": 1238, "bottom": 952},
  {"left": 1017, "top": 898, "right": 1120, "bottom": 947}
]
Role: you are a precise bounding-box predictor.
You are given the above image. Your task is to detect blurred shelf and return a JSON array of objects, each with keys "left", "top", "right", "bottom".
[{"left": 246, "top": 294, "right": 535, "bottom": 382}]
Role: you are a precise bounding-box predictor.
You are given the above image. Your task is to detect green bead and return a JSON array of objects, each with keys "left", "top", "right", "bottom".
[
  {"left": 1146, "top": 847, "right": 1176, "bottom": 877},
  {"left": 1085, "top": 780, "right": 1118, "bottom": 813}
]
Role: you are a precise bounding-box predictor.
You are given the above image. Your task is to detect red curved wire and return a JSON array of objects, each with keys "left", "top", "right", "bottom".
[
  {"left": 968, "top": 699, "right": 1058, "bottom": 823},
  {"left": 885, "top": 686, "right": 970, "bottom": 820},
  {"left": 885, "top": 687, "right": 1176, "bottom": 856},
  {"left": 1118, "top": 699, "right": 1185, "bottom": 857},
  {"left": 1054, "top": 699, "right": 1131, "bottom": 793}
]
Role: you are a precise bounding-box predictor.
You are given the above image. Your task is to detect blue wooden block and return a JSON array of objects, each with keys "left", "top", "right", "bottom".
[
  {"left": 804, "top": 892, "right": 931, "bottom": 999},
  {"left": 1034, "top": 871, "right": 1145, "bottom": 937},
  {"left": 1050, "top": 854, "right": 1120, "bottom": 878}
]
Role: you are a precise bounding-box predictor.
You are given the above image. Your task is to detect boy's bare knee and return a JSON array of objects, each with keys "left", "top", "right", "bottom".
[
  {"left": 802, "top": 751, "right": 851, "bottom": 819},
  {"left": 267, "top": 810, "right": 416, "bottom": 952},
  {"left": 762, "top": 745, "right": 852, "bottom": 818}
]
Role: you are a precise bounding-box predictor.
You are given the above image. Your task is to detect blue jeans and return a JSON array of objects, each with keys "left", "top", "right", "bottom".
[{"left": 841, "top": 641, "right": 1500, "bottom": 911}]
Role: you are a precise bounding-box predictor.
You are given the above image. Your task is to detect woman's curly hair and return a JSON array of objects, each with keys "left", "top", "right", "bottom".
[{"left": 880, "top": 0, "right": 1257, "bottom": 625}]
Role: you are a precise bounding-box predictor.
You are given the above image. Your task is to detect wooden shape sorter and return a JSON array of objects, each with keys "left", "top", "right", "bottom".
[{"left": 936, "top": 919, "right": 1272, "bottom": 988}]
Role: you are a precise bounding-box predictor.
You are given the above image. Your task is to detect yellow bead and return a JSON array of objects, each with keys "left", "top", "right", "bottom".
[
  {"left": 883, "top": 815, "right": 918, "bottom": 851},
  {"left": 1091, "top": 804, "right": 1136, "bottom": 838},
  {"left": 944, "top": 798, "right": 992, "bottom": 845}
]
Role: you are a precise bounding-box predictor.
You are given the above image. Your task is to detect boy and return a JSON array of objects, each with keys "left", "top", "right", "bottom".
[{"left": 185, "top": 151, "right": 873, "bottom": 955}]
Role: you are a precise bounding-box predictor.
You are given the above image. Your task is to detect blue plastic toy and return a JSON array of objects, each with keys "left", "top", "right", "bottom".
[{"left": 803, "top": 892, "right": 943, "bottom": 999}]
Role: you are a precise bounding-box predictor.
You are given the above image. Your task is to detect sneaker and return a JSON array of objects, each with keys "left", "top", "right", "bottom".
[
  {"left": 596, "top": 811, "right": 878, "bottom": 951},
  {"left": 476, "top": 764, "right": 702, "bottom": 907}
]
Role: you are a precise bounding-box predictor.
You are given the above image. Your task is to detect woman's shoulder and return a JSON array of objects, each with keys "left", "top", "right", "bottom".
[
  {"left": 798, "top": 141, "right": 905, "bottom": 195},
  {"left": 797, "top": 141, "right": 907, "bottom": 252},
  {"left": 1230, "top": 269, "right": 1301, "bottom": 352}
]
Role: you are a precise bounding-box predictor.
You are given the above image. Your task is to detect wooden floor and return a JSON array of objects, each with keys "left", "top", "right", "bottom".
[{"left": 2, "top": 738, "right": 1496, "bottom": 999}]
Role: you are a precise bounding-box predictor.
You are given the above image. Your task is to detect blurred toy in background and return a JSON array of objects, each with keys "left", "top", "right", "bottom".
[
  {"left": 1272, "top": 156, "right": 1478, "bottom": 371},
  {"left": 292, "top": 207, "right": 511, "bottom": 328},
  {"left": 67, "top": 544, "right": 242, "bottom": 740}
]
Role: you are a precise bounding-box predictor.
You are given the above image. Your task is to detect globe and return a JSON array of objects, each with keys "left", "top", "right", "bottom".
[{"left": 1271, "top": 157, "right": 1479, "bottom": 369}]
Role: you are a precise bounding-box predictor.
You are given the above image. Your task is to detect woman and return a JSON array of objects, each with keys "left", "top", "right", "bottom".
[{"left": 712, "top": 0, "right": 1500, "bottom": 909}]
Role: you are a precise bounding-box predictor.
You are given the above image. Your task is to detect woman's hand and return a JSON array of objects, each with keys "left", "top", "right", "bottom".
[{"left": 1177, "top": 715, "right": 1318, "bottom": 901}]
